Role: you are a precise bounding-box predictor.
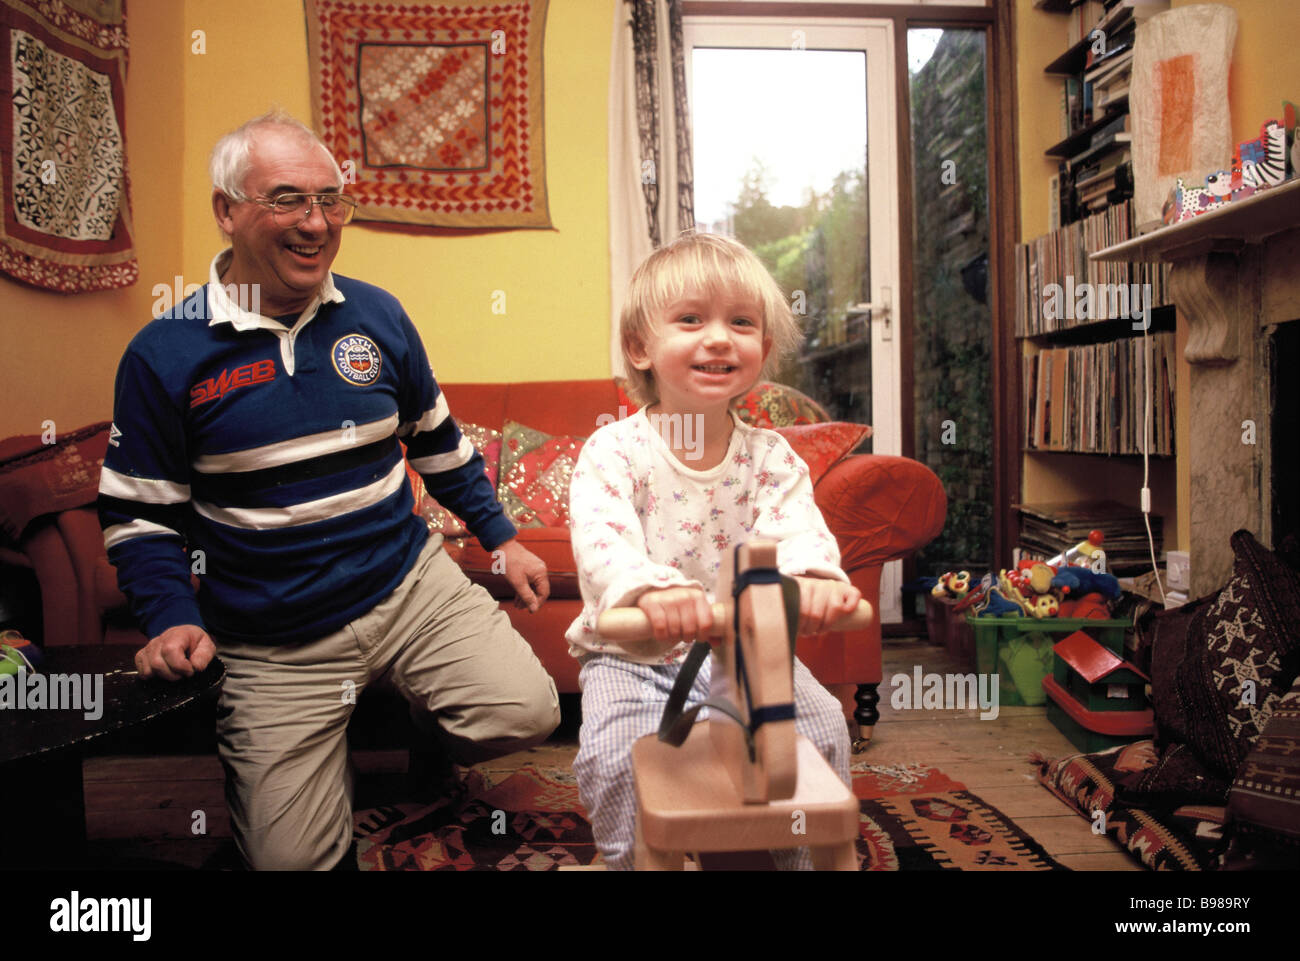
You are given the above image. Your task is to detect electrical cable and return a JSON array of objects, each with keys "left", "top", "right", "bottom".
[{"left": 1140, "top": 307, "right": 1167, "bottom": 604}]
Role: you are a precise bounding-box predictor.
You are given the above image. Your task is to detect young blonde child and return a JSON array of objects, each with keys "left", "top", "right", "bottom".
[{"left": 566, "top": 231, "right": 861, "bottom": 870}]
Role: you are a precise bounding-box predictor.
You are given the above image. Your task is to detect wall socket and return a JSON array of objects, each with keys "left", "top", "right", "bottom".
[{"left": 1166, "top": 551, "right": 1190, "bottom": 592}]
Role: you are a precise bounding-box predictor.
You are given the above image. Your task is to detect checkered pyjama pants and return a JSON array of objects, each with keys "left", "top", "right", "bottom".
[{"left": 574, "top": 652, "right": 851, "bottom": 870}]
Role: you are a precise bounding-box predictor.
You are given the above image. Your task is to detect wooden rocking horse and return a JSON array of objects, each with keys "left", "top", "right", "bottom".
[{"left": 596, "top": 539, "right": 874, "bottom": 870}]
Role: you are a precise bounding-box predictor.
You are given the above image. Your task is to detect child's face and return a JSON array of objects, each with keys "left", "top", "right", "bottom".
[{"left": 629, "top": 285, "right": 771, "bottom": 413}]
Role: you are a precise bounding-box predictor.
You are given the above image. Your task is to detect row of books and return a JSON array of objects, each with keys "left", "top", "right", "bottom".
[
  {"left": 1015, "top": 200, "right": 1170, "bottom": 337},
  {"left": 1059, "top": 60, "right": 1132, "bottom": 142},
  {"left": 1087, "top": 42, "right": 1132, "bottom": 116},
  {"left": 1064, "top": 0, "right": 1170, "bottom": 50},
  {"left": 1022, "top": 331, "right": 1176, "bottom": 456},
  {"left": 1072, "top": 113, "right": 1133, "bottom": 217},
  {"left": 1065, "top": 1, "right": 1108, "bottom": 48},
  {"left": 1016, "top": 501, "right": 1162, "bottom": 573},
  {"left": 1075, "top": 150, "right": 1132, "bottom": 216}
]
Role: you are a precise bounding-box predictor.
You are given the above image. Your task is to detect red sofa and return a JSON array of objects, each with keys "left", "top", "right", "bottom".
[{"left": 0, "top": 379, "right": 947, "bottom": 744}]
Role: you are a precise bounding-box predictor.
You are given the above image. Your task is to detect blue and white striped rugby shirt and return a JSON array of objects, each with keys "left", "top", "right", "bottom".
[{"left": 98, "top": 267, "right": 513, "bottom": 645}]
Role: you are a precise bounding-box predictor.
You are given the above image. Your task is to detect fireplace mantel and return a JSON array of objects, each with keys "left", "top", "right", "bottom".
[{"left": 1090, "top": 181, "right": 1300, "bottom": 594}]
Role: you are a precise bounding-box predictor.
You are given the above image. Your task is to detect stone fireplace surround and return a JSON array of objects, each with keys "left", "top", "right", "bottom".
[{"left": 1096, "top": 179, "right": 1300, "bottom": 596}]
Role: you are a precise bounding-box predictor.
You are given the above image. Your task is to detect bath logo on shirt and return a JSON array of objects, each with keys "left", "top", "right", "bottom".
[{"left": 331, "top": 334, "right": 382, "bottom": 386}]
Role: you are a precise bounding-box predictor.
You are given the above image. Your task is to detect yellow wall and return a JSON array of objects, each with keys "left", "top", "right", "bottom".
[
  {"left": 1014, "top": 0, "right": 1300, "bottom": 553},
  {"left": 0, "top": 0, "right": 185, "bottom": 439},
  {"left": 1, "top": 0, "right": 613, "bottom": 439},
  {"left": 179, "top": 0, "right": 612, "bottom": 386}
]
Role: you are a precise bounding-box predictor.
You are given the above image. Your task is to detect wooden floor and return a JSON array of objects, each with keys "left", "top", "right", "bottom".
[{"left": 80, "top": 634, "right": 1142, "bottom": 870}]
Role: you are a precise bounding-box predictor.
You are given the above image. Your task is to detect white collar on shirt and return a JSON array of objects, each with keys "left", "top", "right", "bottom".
[{"left": 205, "top": 248, "right": 346, "bottom": 332}]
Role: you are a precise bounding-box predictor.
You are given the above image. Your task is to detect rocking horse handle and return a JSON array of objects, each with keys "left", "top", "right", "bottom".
[{"left": 595, "top": 598, "right": 873, "bottom": 642}]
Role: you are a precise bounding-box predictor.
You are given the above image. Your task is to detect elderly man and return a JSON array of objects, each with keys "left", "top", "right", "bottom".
[{"left": 97, "top": 111, "right": 560, "bottom": 870}]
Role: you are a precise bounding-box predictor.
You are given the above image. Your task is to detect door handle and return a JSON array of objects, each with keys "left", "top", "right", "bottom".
[{"left": 849, "top": 286, "right": 892, "bottom": 341}]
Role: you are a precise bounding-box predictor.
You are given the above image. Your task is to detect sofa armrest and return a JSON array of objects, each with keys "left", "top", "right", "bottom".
[{"left": 814, "top": 454, "right": 947, "bottom": 572}]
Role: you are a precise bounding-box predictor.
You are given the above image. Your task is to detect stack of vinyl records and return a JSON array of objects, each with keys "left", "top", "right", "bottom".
[{"left": 1016, "top": 501, "right": 1162, "bottom": 573}]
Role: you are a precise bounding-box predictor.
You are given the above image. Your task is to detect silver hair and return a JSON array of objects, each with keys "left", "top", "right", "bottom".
[{"left": 209, "top": 108, "right": 343, "bottom": 201}]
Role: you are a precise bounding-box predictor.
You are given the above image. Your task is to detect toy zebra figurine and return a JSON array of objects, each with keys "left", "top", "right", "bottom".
[{"left": 1234, "top": 120, "right": 1287, "bottom": 190}]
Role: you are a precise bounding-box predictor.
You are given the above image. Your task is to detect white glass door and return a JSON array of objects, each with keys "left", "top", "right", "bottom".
[{"left": 685, "top": 16, "right": 904, "bottom": 623}]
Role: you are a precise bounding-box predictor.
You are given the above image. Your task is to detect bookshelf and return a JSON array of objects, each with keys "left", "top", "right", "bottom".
[
  {"left": 1090, "top": 173, "right": 1300, "bottom": 594},
  {"left": 1017, "top": 0, "right": 1177, "bottom": 566}
]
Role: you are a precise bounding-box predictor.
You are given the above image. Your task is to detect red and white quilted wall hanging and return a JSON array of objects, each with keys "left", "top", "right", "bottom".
[
  {"left": 305, "top": 0, "right": 551, "bottom": 229},
  {"left": 0, "top": 0, "right": 137, "bottom": 292}
]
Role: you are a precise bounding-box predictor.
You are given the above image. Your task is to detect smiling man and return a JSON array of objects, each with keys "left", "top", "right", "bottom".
[{"left": 97, "top": 111, "right": 560, "bottom": 870}]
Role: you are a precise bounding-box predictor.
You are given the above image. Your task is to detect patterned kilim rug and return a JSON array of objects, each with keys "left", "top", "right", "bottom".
[{"left": 353, "top": 761, "right": 1066, "bottom": 871}]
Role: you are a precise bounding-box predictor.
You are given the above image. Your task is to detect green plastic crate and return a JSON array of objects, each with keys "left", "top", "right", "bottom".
[{"left": 966, "top": 615, "right": 1132, "bottom": 707}]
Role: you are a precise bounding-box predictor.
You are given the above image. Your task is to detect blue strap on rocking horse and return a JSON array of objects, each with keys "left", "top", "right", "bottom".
[{"left": 655, "top": 557, "right": 801, "bottom": 759}]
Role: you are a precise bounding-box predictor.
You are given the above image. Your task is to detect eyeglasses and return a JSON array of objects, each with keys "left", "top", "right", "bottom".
[{"left": 251, "top": 192, "right": 358, "bottom": 227}]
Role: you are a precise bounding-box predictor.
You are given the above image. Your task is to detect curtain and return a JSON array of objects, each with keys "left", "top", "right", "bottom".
[{"left": 607, "top": 0, "right": 696, "bottom": 375}]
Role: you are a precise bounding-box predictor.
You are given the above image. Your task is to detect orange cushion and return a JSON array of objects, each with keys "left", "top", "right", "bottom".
[{"left": 774, "top": 422, "right": 871, "bottom": 485}]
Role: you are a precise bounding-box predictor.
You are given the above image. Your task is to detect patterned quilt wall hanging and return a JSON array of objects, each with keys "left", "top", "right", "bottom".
[
  {"left": 0, "top": 0, "right": 137, "bottom": 292},
  {"left": 305, "top": 0, "right": 550, "bottom": 229}
]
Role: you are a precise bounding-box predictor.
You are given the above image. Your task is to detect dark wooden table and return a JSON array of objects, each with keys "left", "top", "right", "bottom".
[{"left": 0, "top": 645, "right": 224, "bottom": 868}]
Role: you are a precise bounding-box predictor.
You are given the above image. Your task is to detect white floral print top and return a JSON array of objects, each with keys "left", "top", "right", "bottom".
[{"left": 565, "top": 408, "right": 848, "bottom": 664}]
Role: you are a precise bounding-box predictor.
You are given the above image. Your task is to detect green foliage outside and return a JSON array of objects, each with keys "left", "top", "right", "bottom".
[{"left": 728, "top": 162, "right": 867, "bottom": 393}]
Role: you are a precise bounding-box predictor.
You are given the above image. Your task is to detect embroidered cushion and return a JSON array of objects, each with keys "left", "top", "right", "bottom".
[
  {"left": 1032, "top": 741, "right": 1228, "bottom": 870},
  {"left": 1227, "top": 672, "right": 1300, "bottom": 848},
  {"left": 412, "top": 423, "right": 503, "bottom": 537},
  {"left": 498, "top": 420, "right": 586, "bottom": 529},
  {"left": 774, "top": 422, "right": 871, "bottom": 485},
  {"left": 1157, "top": 530, "right": 1300, "bottom": 783},
  {"left": 733, "top": 381, "right": 830, "bottom": 428}
]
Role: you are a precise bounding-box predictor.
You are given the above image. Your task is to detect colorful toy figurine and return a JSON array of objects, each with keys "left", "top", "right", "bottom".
[
  {"left": 931, "top": 570, "right": 972, "bottom": 600},
  {"left": 1048, "top": 530, "right": 1107, "bottom": 573},
  {"left": 1233, "top": 119, "right": 1288, "bottom": 192}
]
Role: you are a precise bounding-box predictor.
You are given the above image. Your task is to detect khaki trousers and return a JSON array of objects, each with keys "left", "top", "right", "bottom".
[{"left": 213, "top": 535, "right": 560, "bottom": 870}]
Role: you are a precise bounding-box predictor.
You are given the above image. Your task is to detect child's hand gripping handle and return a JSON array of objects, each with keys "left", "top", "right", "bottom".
[{"left": 596, "top": 599, "right": 873, "bottom": 642}]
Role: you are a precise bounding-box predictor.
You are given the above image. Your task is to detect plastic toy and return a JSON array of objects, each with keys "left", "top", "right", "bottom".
[
  {"left": 1048, "top": 530, "right": 1107, "bottom": 573},
  {"left": 1025, "top": 594, "right": 1060, "bottom": 618},
  {"left": 999, "top": 564, "right": 1059, "bottom": 618},
  {"left": 930, "top": 570, "right": 971, "bottom": 600},
  {"left": 0, "top": 631, "right": 44, "bottom": 676},
  {"left": 1051, "top": 565, "right": 1121, "bottom": 600},
  {"left": 975, "top": 588, "right": 1024, "bottom": 618},
  {"left": 1058, "top": 592, "right": 1111, "bottom": 619}
]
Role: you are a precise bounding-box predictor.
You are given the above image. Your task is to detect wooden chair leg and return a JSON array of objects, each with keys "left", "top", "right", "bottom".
[
  {"left": 811, "top": 841, "right": 860, "bottom": 871},
  {"left": 852, "top": 682, "right": 880, "bottom": 753}
]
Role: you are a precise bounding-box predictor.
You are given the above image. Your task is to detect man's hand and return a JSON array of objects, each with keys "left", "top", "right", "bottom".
[
  {"left": 792, "top": 576, "right": 862, "bottom": 635},
  {"left": 496, "top": 538, "right": 550, "bottom": 613},
  {"left": 135, "top": 624, "right": 216, "bottom": 681},
  {"left": 635, "top": 586, "right": 714, "bottom": 646}
]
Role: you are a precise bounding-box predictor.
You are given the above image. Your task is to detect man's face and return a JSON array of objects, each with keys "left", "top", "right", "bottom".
[{"left": 216, "top": 127, "right": 344, "bottom": 317}]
